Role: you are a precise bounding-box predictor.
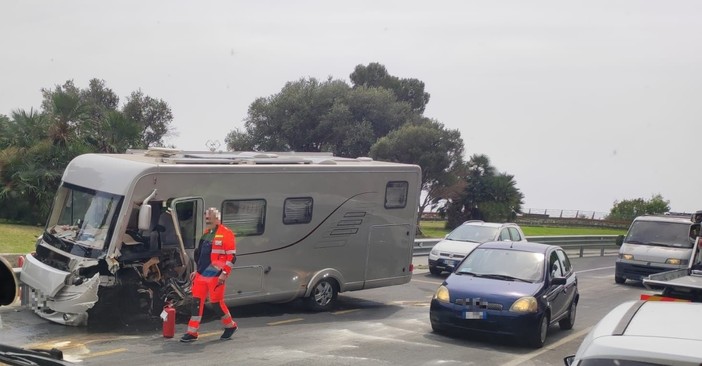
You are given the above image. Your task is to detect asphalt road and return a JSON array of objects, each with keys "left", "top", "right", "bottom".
[{"left": 0, "top": 255, "right": 653, "bottom": 366}]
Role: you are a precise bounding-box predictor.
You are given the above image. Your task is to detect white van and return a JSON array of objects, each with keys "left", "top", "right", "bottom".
[
  {"left": 614, "top": 214, "right": 699, "bottom": 284},
  {"left": 18, "top": 149, "right": 421, "bottom": 326}
]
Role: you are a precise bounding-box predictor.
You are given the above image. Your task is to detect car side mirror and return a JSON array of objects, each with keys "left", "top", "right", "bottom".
[
  {"left": 552, "top": 277, "right": 566, "bottom": 285},
  {"left": 563, "top": 355, "right": 574, "bottom": 366},
  {"left": 615, "top": 235, "right": 624, "bottom": 247}
]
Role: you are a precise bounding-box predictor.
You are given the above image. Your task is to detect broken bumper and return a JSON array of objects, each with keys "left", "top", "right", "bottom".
[{"left": 19, "top": 253, "right": 100, "bottom": 326}]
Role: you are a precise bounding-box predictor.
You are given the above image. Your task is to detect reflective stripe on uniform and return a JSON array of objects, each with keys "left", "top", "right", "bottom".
[
  {"left": 225, "top": 250, "right": 236, "bottom": 254},
  {"left": 212, "top": 249, "right": 226, "bottom": 254},
  {"left": 225, "top": 261, "right": 235, "bottom": 268}
]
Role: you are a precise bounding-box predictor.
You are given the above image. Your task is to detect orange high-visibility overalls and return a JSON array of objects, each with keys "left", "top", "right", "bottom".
[{"left": 185, "top": 224, "right": 237, "bottom": 337}]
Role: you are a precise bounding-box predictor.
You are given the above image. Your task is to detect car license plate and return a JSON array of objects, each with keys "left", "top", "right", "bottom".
[
  {"left": 463, "top": 311, "right": 486, "bottom": 320},
  {"left": 445, "top": 260, "right": 457, "bottom": 267}
]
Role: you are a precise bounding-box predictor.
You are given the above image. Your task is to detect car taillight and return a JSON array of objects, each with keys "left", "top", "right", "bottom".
[
  {"left": 409, "top": 264, "right": 414, "bottom": 272},
  {"left": 17, "top": 255, "right": 24, "bottom": 268}
]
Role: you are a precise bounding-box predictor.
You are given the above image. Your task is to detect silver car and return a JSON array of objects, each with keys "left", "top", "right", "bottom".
[{"left": 428, "top": 221, "right": 527, "bottom": 275}]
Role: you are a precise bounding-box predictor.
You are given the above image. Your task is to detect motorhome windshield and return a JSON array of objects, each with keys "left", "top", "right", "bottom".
[
  {"left": 43, "top": 183, "right": 123, "bottom": 258},
  {"left": 625, "top": 220, "right": 695, "bottom": 248}
]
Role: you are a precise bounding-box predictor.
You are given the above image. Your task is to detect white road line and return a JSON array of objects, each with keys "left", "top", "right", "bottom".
[
  {"left": 501, "top": 326, "right": 593, "bottom": 366},
  {"left": 575, "top": 266, "right": 614, "bottom": 274}
]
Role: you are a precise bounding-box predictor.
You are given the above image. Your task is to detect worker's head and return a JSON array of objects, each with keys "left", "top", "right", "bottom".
[{"left": 205, "top": 207, "right": 221, "bottom": 230}]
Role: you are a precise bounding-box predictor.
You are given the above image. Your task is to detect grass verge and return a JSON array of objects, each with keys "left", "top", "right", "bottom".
[
  {"left": 0, "top": 223, "right": 43, "bottom": 253},
  {"left": 1, "top": 221, "right": 625, "bottom": 254}
]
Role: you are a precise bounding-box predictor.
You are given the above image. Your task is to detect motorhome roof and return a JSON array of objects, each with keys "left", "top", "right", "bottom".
[
  {"left": 122, "top": 148, "right": 388, "bottom": 166},
  {"left": 62, "top": 150, "right": 419, "bottom": 196}
]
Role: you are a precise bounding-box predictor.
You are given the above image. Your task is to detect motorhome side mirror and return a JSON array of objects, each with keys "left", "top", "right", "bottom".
[
  {"left": 563, "top": 355, "right": 575, "bottom": 366},
  {"left": 0, "top": 256, "right": 18, "bottom": 306},
  {"left": 615, "top": 235, "right": 624, "bottom": 247},
  {"left": 138, "top": 204, "right": 152, "bottom": 231}
]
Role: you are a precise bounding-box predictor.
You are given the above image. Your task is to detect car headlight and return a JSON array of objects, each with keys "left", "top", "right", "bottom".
[
  {"left": 430, "top": 249, "right": 438, "bottom": 256},
  {"left": 433, "top": 285, "right": 450, "bottom": 303},
  {"left": 619, "top": 253, "right": 634, "bottom": 260},
  {"left": 510, "top": 296, "right": 537, "bottom": 313},
  {"left": 666, "top": 258, "right": 688, "bottom": 265}
]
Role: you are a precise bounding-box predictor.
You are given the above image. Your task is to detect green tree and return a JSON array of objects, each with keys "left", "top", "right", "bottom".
[
  {"left": 227, "top": 77, "right": 416, "bottom": 157},
  {"left": 607, "top": 194, "right": 670, "bottom": 221},
  {"left": 350, "top": 62, "right": 430, "bottom": 114},
  {"left": 0, "top": 109, "right": 80, "bottom": 223},
  {"left": 445, "top": 154, "right": 524, "bottom": 229},
  {"left": 0, "top": 79, "right": 174, "bottom": 224},
  {"left": 122, "top": 90, "right": 174, "bottom": 148},
  {"left": 369, "top": 119, "right": 464, "bottom": 222}
]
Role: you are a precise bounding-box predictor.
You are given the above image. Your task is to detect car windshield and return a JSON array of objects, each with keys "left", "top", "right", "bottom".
[
  {"left": 446, "top": 225, "right": 498, "bottom": 243},
  {"left": 456, "top": 248, "right": 545, "bottom": 283},
  {"left": 625, "top": 221, "right": 694, "bottom": 248},
  {"left": 44, "top": 183, "right": 123, "bottom": 257}
]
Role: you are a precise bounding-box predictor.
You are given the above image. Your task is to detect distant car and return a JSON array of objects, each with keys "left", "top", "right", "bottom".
[
  {"left": 428, "top": 221, "right": 527, "bottom": 275},
  {"left": 565, "top": 300, "right": 702, "bottom": 366},
  {"left": 430, "top": 241, "right": 578, "bottom": 348}
]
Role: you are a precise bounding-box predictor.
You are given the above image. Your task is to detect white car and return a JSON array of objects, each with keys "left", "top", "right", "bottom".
[
  {"left": 565, "top": 300, "right": 702, "bottom": 366},
  {"left": 427, "top": 221, "right": 526, "bottom": 275}
]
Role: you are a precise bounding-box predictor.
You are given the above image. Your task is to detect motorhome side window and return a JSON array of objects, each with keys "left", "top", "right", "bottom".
[
  {"left": 283, "top": 197, "right": 313, "bottom": 225},
  {"left": 385, "top": 181, "right": 409, "bottom": 209},
  {"left": 222, "top": 199, "right": 266, "bottom": 236}
]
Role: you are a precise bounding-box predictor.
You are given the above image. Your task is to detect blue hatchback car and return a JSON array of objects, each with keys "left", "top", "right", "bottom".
[{"left": 429, "top": 241, "right": 579, "bottom": 348}]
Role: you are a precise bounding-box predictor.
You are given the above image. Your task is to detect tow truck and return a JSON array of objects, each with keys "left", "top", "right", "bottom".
[{"left": 641, "top": 210, "right": 702, "bottom": 302}]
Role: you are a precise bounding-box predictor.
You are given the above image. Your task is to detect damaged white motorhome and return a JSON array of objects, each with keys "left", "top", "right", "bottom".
[{"left": 19, "top": 149, "right": 421, "bottom": 326}]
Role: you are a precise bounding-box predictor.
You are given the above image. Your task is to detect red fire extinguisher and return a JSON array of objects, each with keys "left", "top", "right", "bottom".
[{"left": 162, "top": 303, "right": 176, "bottom": 338}]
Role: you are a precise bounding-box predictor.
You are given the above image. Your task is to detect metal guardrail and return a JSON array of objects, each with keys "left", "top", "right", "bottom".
[{"left": 414, "top": 235, "right": 619, "bottom": 258}]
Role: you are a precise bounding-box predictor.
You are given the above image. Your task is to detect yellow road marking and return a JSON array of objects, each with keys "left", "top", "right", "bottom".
[
  {"left": 198, "top": 331, "right": 222, "bottom": 338},
  {"left": 81, "top": 348, "right": 128, "bottom": 359},
  {"left": 391, "top": 300, "right": 430, "bottom": 307},
  {"left": 267, "top": 318, "right": 304, "bottom": 326},
  {"left": 332, "top": 309, "right": 360, "bottom": 315},
  {"left": 501, "top": 326, "right": 593, "bottom": 366},
  {"left": 411, "top": 279, "right": 442, "bottom": 285}
]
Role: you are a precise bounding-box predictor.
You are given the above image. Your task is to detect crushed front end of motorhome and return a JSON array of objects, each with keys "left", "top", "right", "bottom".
[{"left": 20, "top": 179, "right": 191, "bottom": 326}]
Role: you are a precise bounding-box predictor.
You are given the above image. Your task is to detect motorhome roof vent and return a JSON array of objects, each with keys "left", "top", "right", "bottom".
[{"left": 145, "top": 147, "right": 182, "bottom": 157}]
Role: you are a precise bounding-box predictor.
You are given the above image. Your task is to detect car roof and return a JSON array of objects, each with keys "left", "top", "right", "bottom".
[
  {"left": 477, "top": 241, "right": 553, "bottom": 253},
  {"left": 460, "top": 221, "right": 518, "bottom": 228},
  {"left": 576, "top": 300, "right": 702, "bottom": 362},
  {"left": 633, "top": 215, "right": 692, "bottom": 224}
]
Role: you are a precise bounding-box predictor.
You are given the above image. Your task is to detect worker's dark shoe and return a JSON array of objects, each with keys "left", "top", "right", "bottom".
[
  {"left": 180, "top": 333, "right": 198, "bottom": 343},
  {"left": 220, "top": 326, "right": 238, "bottom": 340}
]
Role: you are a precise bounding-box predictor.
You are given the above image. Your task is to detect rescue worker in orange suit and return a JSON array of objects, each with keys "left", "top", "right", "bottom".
[{"left": 180, "top": 207, "right": 238, "bottom": 342}]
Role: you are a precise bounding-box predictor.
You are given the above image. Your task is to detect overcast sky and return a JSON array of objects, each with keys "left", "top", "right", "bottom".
[{"left": 2, "top": 1, "right": 701, "bottom": 214}]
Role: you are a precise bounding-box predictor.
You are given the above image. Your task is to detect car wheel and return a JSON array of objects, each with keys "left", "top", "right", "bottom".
[
  {"left": 305, "top": 278, "right": 338, "bottom": 311},
  {"left": 527, "top": 314, "right": 549, "bottom": 348},
  {"left": 614, "top": 275, "right": 626, "bottom": 284},
  {"left": 559, "top": 300, "right": 576, "bottom": 330},
  {"left": 429, "top": 266, "right": 442, "bottom": 276}
]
